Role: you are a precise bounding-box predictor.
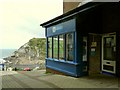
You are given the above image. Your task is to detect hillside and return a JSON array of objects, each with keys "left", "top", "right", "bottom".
[{"left": 4, "top": 38, "right": 46, "bottom": 69}]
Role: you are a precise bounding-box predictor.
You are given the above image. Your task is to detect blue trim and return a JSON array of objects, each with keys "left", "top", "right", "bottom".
[
  {"left": 46, "top": 38, "right": 48, "bottom": 58},
  {"left": 74, "top": 32, "right": 77, "bottom": 63},
  {"left": 73, "top": 32, "right": 75, "bottom": 63},
  {"left": 46, "top": 58, "right": 79, "bottom": 65},
  {"left": 64, "top": 34, "right": 66, "bottom": 61},
  {"left": 52, "top": 37, "right": 53, "bottom": 58},
  {"left": 57, "top": 36, "right": 59, "bottom": 59},
  {"left": 46, "top": 19, "right": 76, "bottom": 37},
  {"left": 45, "top": 28, "right": 47, "bottom": 37},
  {"left": 46, "top": 31, "right": 75, "bottom": 37}
]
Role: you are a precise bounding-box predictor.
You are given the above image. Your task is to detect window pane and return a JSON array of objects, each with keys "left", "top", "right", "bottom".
[
  {"left": 83, "top": 37, "right": 87, "bottom": 61},
  {"left": 48, "top": 37, "right": 52, "bottom": 58},
  {"left": 104, "top": 37, "right": 115, "bottom": 60},
  {"left": 66, "top": 33, "right": 74, "bottom": 61},
  {"left": 59, "top": 35, "right": 64, "bottom": 60},
  {"left": 53, "top": 36, "right": 58, "bottom": 59}
]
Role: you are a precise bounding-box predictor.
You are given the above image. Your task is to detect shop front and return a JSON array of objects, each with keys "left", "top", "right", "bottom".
[{"left": 40, "top": 2, "right": 120, "bottom": 77}]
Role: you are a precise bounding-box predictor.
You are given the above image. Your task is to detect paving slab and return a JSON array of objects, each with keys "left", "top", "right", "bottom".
[
  {"left": 1, "top": 70, "right": 119, "bottom": 89},
  {"left": 17, "top": 70, "right": 119, "bottom": 88}
]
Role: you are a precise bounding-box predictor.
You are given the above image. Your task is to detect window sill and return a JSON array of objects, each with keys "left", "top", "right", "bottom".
[{"left": 46, "top": 58, "right": 79, "bottom": 65}]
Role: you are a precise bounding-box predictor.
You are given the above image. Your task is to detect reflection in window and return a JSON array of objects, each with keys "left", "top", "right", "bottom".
[
  {"left": 83, "top": 37, "right": 87, "bottom": 61},
  {"left": 59, "top": 35, "right": 64, "bottom": 60},
  {"left": 53, "top": 36, "right": 58, "bottom": 59},
  {"left": 104, "top": 37, "right": 115, "bottom": 60},
  {"left": 47, "top": 33, "right": 74, "bottom": 62},
  {"left": 48, "top": 37, "right": 52, "bottom": 58},
  {"left": 66, "top": 33, "right": 74, "bottom": 61}
]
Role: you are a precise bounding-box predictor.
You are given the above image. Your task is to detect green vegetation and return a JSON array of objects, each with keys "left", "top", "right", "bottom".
[
  {"left": 26, "top": 37, "right": 64, "bottom": 60},
  {"left": 28, "top": 38, "right": 46, "bottom": 59},
  {"left": 48, "top": 38, "right": 64, "bottom": 59}
]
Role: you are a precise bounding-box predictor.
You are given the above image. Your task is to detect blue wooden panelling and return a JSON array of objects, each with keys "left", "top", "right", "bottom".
[
  {"left": 47, "top": 19, "right": 76, "bottom": 37},
  {"left": 76, "top": 61, "right": 88, "bottom": 76},
  {"left": 46, "top": 58, "right": 79, "bottom": 77}
]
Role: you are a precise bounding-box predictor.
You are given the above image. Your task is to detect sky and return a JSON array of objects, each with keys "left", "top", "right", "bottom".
[{"left": 0, "top": 0, "right": 63, "bottom": 49}]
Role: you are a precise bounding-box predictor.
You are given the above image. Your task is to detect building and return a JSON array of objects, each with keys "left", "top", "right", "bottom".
[
  {"left": 63, "top": 0, "right": 93, "bottom": 13},
  {"left": 0, "top": 59, "right": 6, "bottom": 71},
  {"left": 40, "top": 2, "right": 120, "bottom": 77}
]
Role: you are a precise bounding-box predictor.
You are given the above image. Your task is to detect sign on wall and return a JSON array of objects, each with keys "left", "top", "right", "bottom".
[
  {"left": 91, "top": 42, "right": 97, "bottom": 47},
  {"left": 46, "top": 19, "right": 76, "bottom": 37}
]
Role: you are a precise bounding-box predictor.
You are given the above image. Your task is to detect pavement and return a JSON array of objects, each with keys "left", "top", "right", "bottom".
[{"left": 0, "top": 70, "right": 120, "bottom": 89}]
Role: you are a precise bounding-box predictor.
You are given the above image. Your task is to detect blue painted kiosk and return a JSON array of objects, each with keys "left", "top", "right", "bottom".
[{"left": 41, "top": 2, "right": 120, "bottom": 77}]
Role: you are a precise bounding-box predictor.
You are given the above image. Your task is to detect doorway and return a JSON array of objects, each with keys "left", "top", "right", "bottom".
[
  {"left": 88, "top": 34, "right": 101, "bottom": 75},
  {"left": 102, "top": 33, "right": 116, "bottom": 74}
]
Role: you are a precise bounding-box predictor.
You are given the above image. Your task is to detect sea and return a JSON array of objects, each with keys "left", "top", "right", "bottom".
[{"left": 0, "top": 49, "right": 17, "bottom": 60}]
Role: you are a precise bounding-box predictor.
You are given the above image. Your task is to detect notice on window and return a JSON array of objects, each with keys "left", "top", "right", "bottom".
[
  {"left": 91, "top": 42, "right": 97, "bottom": 47},
  {"left": 91, "top": 48, "right": 96, "bottom": 56}
]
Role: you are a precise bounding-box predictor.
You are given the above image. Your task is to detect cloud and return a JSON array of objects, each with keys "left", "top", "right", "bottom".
[
  {"left": 0, "top": 0, "right": 63, "bottom": 49},
  {"left": 1, "top": 30, "right": 34, "bottom": 49}
]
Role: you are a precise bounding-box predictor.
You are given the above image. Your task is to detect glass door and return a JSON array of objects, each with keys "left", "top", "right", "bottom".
[{"left": 102, "top": 33, "right": 116, "bottom": 74}]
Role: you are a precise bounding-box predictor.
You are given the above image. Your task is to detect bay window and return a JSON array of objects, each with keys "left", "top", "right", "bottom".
[
  {"left": 59, "top": 35, "right": 64, "bottom": 60},
  {"left": 48, "top": 37, "right": 52, "bottom": 58},
  {"left": 66, "top": 33, "right": 74, "bottom": 61},
  {"left": 47, "top": 33, "right": 74, "bottom": 62},
  {"left": 53, "top": 36, "right": 58, "bottom": 59}
]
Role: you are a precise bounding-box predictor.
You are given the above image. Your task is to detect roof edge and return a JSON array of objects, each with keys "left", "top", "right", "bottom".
[{"left": 40, "top": 2, "right": 103, "bottom": 27}]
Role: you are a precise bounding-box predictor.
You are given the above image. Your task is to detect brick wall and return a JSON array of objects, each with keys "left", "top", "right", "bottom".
[{"left": 63, "top": 2, "right": 80, "bottom": 13}]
